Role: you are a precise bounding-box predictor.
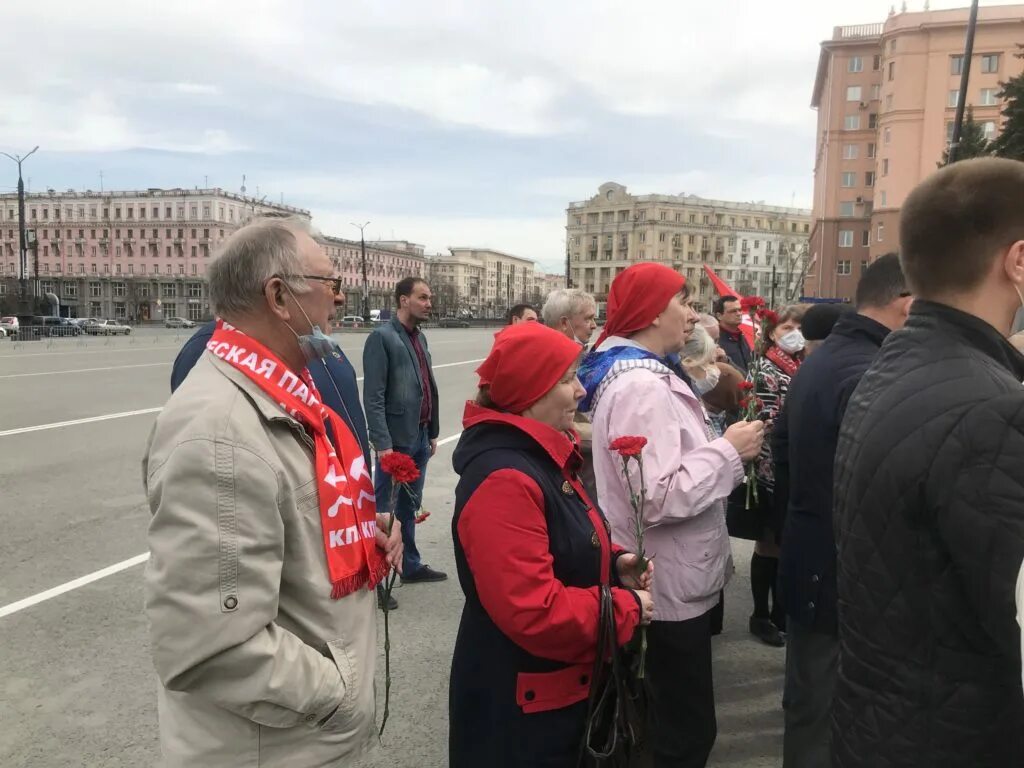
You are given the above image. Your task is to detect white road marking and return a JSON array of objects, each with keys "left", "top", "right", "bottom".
[
  {"left": 0, "top": 431, "right": 465, "bottom": 619},
  {"left": 0, "top": 362, "right": 170, "bottom": 379},
  {"left": 0, "top": 407, "right": 165, "bottom": 438},
  {"left": 0, "top": 554, "right": 150, "bottom": 619},
  {"left": 0, "top": 358, "right": 484, "bottom": 438}
]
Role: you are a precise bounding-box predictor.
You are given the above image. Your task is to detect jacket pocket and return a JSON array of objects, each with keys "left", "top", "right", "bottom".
[
  {"left": 676, "top": 523, "right": 729, "bottom": 602},
  {"left": 319, "top": 639, "right": 359, "bottom": 731},
  {"left": 515, "top": 664, "right": 592, "bottom": 714}
]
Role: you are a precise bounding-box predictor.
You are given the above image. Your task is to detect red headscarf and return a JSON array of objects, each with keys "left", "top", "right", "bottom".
[
  {"left": 594, "top": 262, "right": 687, "bottom": 349},
  {"left": 476, "top": 322, "right": 583, "bottom": 413}
]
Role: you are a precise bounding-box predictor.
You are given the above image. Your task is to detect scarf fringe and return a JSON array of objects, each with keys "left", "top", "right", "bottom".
[{"left": 331, "top": 559, "right": 394, "bottom": 599}]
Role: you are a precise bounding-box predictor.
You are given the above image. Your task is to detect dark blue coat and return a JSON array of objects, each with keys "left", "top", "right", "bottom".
[
  {"left": 777, "top": 312, "right": 889, "bottom": 634},
  {"left": 169, "top": 321, "right": 371, "bottom": 466}
]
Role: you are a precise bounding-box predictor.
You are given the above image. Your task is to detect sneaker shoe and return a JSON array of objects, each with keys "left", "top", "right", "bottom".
[
  {"left": 401, "top": 564, "right": 448, "bottom": 584},
  {"left": 376, "top": 587, "right": 398, "bottom": 611},
  {"left": 749, "top": 616, "right": 785, "bottom": 647}
]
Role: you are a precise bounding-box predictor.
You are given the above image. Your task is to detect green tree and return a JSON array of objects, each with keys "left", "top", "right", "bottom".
[
  {"left": 940, "top": 105, "right": 992, "bottom": 166},
  {"left": 991, "top": 44, "right": 1024, "bottom": 161}
]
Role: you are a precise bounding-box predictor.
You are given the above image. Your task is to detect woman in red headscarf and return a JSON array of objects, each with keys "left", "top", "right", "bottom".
[
  {"left": 449, "top": 322, "right": 654, "bottom": 767},
  {"left": 577, "top": 263, "right": 765, "bottom": 768}
]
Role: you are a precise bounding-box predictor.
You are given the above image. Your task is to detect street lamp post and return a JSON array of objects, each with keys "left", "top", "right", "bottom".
[
  {"left": 1, "top": 146, "right": 39, "bottom": 307},
  {"left": 351, "top": 221, "right": 370, "bottom": 321}
]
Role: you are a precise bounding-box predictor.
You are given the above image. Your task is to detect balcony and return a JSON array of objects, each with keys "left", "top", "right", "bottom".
[{"left": 835, "top": 23, "right": 883, "bottom": 40}]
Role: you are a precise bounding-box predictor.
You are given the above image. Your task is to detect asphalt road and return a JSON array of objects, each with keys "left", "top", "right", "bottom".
[{"left": 0, "top": 327, "right": 783, "bottom": 768}]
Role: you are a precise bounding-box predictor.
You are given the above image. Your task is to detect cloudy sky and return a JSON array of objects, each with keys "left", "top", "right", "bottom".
[{"left": 0, "top": 0, "right": 1008, "bottom": 273}]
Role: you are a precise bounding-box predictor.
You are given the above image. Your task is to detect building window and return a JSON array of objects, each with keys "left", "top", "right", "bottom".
[
  {"left": 951, "top": 55, "right": 964, "bottom": 75},
  {"left": 882, "top": 158, "right": 890, "bottom": 176},
  {"left": 843, "top": 143, "right": 858, "bottom": 160},
  {"left": 868, "top": 113, "right": 878, "bottom": 130},
  {"left": 862, "top": 230, "right": 871, "bottom": 247},
  {"left": 113, "top": 282, "right": 126, "bottom": 297},
  {"left": 841, "top": 172, "right": 857, "bottom": 188},
  {"left": 981, "top": 54, "right": 1000, "bottom": 74},
  {"left": 839, "top": 201, "right": 856, "bottom": 217},
  {"left": 888, "top": 62, "right": 895, "bottom": 81},
  {"left": 188, "top": 303, "right": 203, "bottom": 321},
  {"left": 844, "top": 115, "right": 861, "bottom": 130},
  {"left": 884, "top": 127, "right": 892, "bottom": 145},
  {"left": 873, "top": 54, "right": 882, "bottom": 71},
  {"left": 886, "top": 94, "right": 894, "bottom": 110},
  {"left": 982, "top": 121, "right": 997, "bottom": 141},
  {"left": 865, "top": 171, "right": 876, "bottom": 187},
  {"left": 880, "top": 190, "right": 888, "bottom": 207},
  {"left": 867, "top": 142, "right": 876, "bottom": 158},
  {"left": 871, "top": 84, "right": 881, "bottom": 101},
  {"left": 839, "top": 231, "right": 854, "bottom": 248},
  {"left": 846, "top": 85, "right": 862, "bottom": 102},
  {"left": 162, "top": 284, "right": 176, "bottom": 298},
  {"left": 948, "top": 90, "right": 960, "bottom": 108},
  {"left": 837, "top": 260, "right": 852, "bottom": 275},
  {"left": 848, "top": 56, "right": 863, "bottom": 73},
  {"left": 877, "top": 222, "right": 885, "bottom": 242},
  {"left": 980, "top": 88, "right": 999, "bottom": 106}
]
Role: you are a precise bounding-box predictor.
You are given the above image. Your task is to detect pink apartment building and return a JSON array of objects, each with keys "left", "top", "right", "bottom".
[
  {"left": 0, "top": 188, "right": 426, "bottom": 321},
  {"left": 807, "top": 4, "right": 1024, "bottom": 300}
]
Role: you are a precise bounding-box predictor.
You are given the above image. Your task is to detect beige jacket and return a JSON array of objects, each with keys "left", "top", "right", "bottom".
[{"left": 143, "top": 353, "right": 377, "bottom": 767}]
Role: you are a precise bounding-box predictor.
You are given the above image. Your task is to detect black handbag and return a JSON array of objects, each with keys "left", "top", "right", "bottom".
[{"left": 578, "top": 585, "right": 650, "bottom": 767}]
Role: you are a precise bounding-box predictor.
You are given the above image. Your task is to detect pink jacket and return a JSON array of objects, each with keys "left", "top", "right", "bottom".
[{"left": 590, "top": 340, "right": 743, "bottom": 622}]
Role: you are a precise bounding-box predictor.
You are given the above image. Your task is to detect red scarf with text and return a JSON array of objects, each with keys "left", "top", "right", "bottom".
[
  {"left": 765, "top": 345, "right": 801, "bottom": 377},
  {"left": 207, "top": 320, "right": 387, "bottom": 598}
]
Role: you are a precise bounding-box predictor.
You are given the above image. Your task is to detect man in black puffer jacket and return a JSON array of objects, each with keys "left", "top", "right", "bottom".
[{"left": 833, "top": 158, "right": 1024, "bottom": 768}]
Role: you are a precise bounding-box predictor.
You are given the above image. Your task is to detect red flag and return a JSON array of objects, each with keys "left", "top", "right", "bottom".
[{"left": 702, "top": 265, "right": 755, "bottom": 348}]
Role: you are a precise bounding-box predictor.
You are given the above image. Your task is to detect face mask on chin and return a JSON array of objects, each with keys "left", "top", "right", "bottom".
[{"left": 283, "top": 283, "right": 339, "bottom": 363}]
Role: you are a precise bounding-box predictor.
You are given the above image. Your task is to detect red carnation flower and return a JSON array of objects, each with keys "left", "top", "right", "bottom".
[
  {"left": 380, "top": 452, "right": 421, "bottom": 485},
  {"left": 740, "top": 296, "right": 766, "bottom": 313},
  {"left": 738, "top": 381, "right": 754, "bottom": 392},
  {"left": 415, "top": 509, "right": 431, "bottom": 525},
  {"left": 757, "top": 308, "right": 779, "bottom": 325},
  {"left": 609, "top": 435, "right": 648, "bottom": 457}
]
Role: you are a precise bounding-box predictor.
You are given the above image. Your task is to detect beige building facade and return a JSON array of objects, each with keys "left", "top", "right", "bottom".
[
  {"left": 427, "top": 247, "right": 538, "bottom": 318},
  {"left": 567, "top": 183, "right": 811, "bottom": 311},
  {"left": 808, "top": 4, "right": 1024, "bottom": 300}
]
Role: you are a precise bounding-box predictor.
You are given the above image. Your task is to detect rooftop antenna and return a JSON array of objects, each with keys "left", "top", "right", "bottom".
[
  {"left": 241, "top": 174, "right": 247, "bottom": 196},
  {"left": 99, "top": 170, "right": 104, "bottom": 193}
]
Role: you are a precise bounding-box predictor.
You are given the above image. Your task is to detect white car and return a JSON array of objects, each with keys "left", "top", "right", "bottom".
[
  {"left": 165, "top": 317, "right": 195, "bottom": 329},
  {"left": 86, "top": 319, "right": 132, "bottom": 336},
  {"left": 0, "top": 316, "right": 18, "bottom": 336}
]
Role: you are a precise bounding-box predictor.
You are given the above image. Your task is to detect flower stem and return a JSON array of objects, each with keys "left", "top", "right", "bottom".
[
  {"left": 637, "top": 626, "right": 647, "bottom": 679},
  {"left": 378, "top": 568, "right": 398, "bottom": 738}
]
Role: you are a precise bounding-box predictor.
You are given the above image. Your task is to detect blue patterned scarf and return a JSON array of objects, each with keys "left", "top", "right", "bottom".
[{"left": 577, "top": 344, "right": 664, "bottom": 413}]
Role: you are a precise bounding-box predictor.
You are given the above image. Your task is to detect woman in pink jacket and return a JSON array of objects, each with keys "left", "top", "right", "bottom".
[{"left": 578, "top": 263, "right": 764, "bottom": 768}]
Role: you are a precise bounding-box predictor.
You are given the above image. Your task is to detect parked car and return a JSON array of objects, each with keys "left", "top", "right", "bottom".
[
  {"left": 337, "top": 315, "right": 366, "bottom": 328},
  {"left": 438, "top": 316, "right": 471, "bottom": 328},
  {"left": 34, "top": 316, "right": 82, "bottom": 337},
  {"left": 165, "top": 317, "right": 195, "bottom": 329},
  {"left": 85, "top": 319, "right": 131, "bottom": 336},
  {"left": 0, "top": 316, "right": 18, "bottom": 336}
]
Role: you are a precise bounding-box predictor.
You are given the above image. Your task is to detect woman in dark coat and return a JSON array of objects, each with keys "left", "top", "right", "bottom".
[{"left": 449, "top": 322, "right": 653, "bottom": 768}]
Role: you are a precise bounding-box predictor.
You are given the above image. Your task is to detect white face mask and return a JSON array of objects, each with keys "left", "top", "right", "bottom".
[
  {"left": 777, "top": 329, "right": 806, "bottom": 355},
  {"left": 693, "top": 365, "right": 721, "bottom": 395}
]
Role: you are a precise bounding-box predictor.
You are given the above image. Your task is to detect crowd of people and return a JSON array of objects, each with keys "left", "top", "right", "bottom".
[{"left": 142, "top": 157, "right": 1024, "bottom": 767}]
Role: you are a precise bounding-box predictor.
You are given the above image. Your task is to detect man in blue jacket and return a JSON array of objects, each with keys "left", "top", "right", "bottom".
[
  {"left": 777, "top": 253, "right": 911, "bottom": 767},
  {"left": 362, "top": 277, "right": 445, "bottom": 584},
  {"left": 170, "top": 310, "right": 398, "bottom": 610}
]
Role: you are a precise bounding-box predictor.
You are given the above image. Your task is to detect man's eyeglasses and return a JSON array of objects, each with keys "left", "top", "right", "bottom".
[{"left": 280, "top": 274, "right": 344, "bottom": 294}]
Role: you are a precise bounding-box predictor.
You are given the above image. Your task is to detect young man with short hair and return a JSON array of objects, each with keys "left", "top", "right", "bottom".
[
  {"left": 714, "top": 294, "right": 751, "bottom": 371},
  {"left": 363, "top": 277, "right": 446, "bottom": 583},
  {"left": 833, "top": 158, "right": 1024, "bottom": 767}
]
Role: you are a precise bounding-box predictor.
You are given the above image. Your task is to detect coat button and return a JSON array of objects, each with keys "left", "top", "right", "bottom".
[
  {"left": 224, "top": 595, "right": 238, "bottom": 610},
  {"left": 811, "top": 574, "right": 820, "bottom": 583},
  {"left": 591, "top": 531, "right": 600, "bottom": 549},
  {"left": 561, "top": 481, "right": 574, "bottom": 495},
  {"left": 305, "top": 713, "right": 317, "bottom": 723},
  {"left": 580, "top": 674, "right": 589, "bottom": 685},
  {"left": 524, "top": 690, "right": 535, "bottom": 701},
  {"left": 807, "top": 601, "right": 815, "bottom": 610}
]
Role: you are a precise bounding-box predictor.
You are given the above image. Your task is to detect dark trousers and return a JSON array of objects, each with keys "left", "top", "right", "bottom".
[
  {"left": 374, "top": 426, "right": 431, "bottom": 576},
  {"left": 783, "top": 618, "right": 838, "bottom": 768},
  {"left": 645, "top": 610, "right": 716, "bottom": 768}
]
